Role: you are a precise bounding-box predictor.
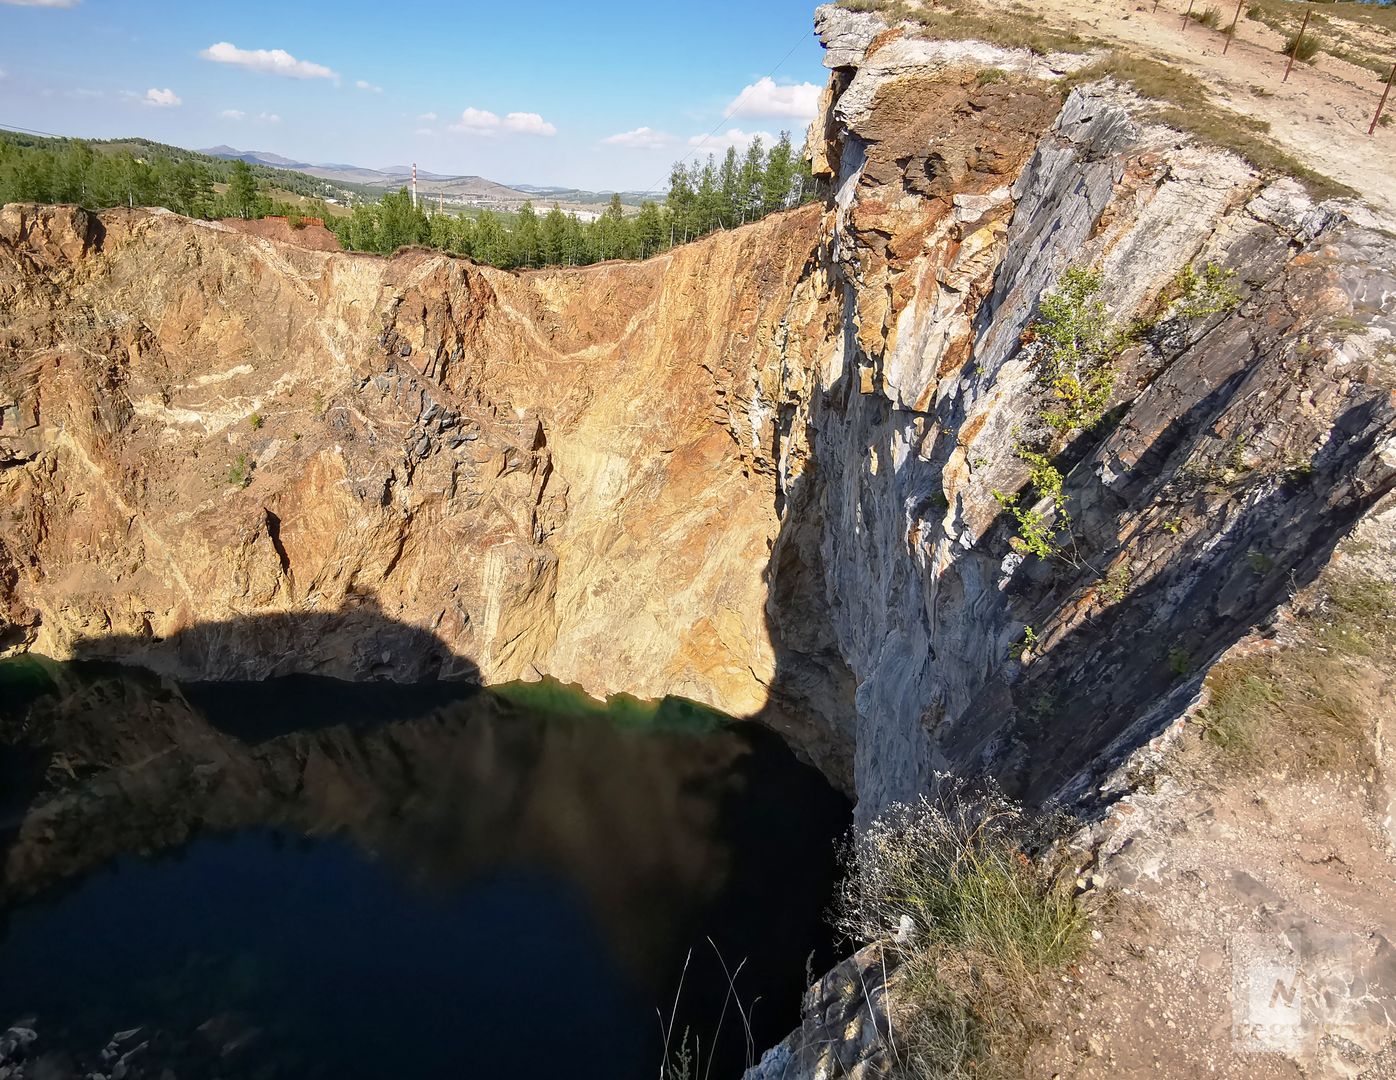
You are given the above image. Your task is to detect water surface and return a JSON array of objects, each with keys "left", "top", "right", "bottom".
[{"left": 0, "top": 661, "right": 849, "bottom": 1080}]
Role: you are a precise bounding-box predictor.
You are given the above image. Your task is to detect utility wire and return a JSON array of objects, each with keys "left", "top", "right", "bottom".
[
  {"left": 638, "top": 28, "right": 816, "bottom": 198},
  {"left": 0, "top": 121, "right": 70, "bottom": 139}
]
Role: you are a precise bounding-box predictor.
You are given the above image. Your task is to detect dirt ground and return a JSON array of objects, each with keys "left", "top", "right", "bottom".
[
  {"left": 1031, "top": 508, "right": 1396, "bottom": 1078},
  {"left": 987, "top": 0, "right": 1396, "bottom": 219},
  {"left": 217, "top": 216, "right": 341, "bottom": 251}
]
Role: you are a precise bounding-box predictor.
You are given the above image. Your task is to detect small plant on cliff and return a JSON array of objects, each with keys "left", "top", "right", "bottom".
[
  {"left": 227, "top": 454, "right": 252, "bottom": 487},
  {"left": 1024, "top": 268, "right": 1121, "bottom": 433},
  {"left": 993, "top": 449, "right": 1070, "bottom": 560},
  {"left": 249, "top": 412, "right": 264, "bottom": 430},
  {"left": 1173, "top": 262, "right": 1242, "bottom": 320},
  {"left": 1099, "top": 562, "right": 1132, "bottom": 605},
  {"left": 835, "top": 780, "right": 1088, "bottom": 1079}
]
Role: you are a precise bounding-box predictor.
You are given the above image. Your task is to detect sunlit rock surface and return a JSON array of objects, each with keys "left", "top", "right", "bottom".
[{"left": 4, "top": 3, "right": 1395, "bottom": 822}]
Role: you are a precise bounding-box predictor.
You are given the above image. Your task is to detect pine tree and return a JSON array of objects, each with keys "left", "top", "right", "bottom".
[
  {"left": 228, "top": 160, "right": 258, "bottom": 219},
  {"left": 762, "top": 132, "right": 795, "bottom": 215},
  {"left": 542, "top": 204, "right": 569, "bottom": 266},
  {"left": 634, "top": 200, "right": 664, "bottom": 258},
  {"left": 717, "top": 147, "right": 740, "bottom": 231},
  {"left": 513, "top": 200, "right": 541, "bottom": 268},
  {"left": 666, "top": 160, "right": 696, "bottom": 244},
  {"left": 738, "top": 137, "right": 765, "bottom": 224}
]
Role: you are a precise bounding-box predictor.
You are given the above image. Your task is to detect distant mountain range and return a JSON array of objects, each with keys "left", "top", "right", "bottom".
[{"left": 201, "top": 146, "right": 648, "bottom": 210}]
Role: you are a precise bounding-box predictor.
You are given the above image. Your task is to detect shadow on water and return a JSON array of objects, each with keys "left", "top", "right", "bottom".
[{"left": 0, "top": 612, "right": 851, "bottom": 1080}]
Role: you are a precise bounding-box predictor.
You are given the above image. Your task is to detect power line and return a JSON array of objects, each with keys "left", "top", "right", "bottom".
[
  {"left": 638, "top": 28, "right": 816, "bottom": 198},
  {"left": 0, "top": 121, "right": 70, "bottom": 140}
]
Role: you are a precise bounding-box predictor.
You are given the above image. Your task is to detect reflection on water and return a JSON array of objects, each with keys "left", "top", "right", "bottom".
[{"left": 0, "top": 661, "right": 850, "bottom": 1080}]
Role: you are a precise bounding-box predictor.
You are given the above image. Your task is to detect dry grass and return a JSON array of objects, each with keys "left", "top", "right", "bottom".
[
  {"left": 837, "top": 0, "right": 1097, "bottom": 54},
  {"left": 1191, "top": 5, "right": 1225, "bottom": 30},
  {"left": 1246, "top": 0, "right": 1396, "bottom": 75},
  {"left": 840, "top": 1, "right": 1356, "bottom": 200},
  {"left": 835, "top": 782, "right": 1089, "bottom": 1080},
  {"left": 1062, "top": 53, "right": 1357, "bottom": 199},
  {"left": 1196, "top": 574, "right": 1394, "bottom": 775}
]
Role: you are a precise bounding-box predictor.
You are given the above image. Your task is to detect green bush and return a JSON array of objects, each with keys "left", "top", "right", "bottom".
[
  {"left": 1173, "top": 262, "right": 1242, "bottom": 319},
  {"left": 993, "top": 448, "right": 1069, "bottom": 560},
  {"left": 227, "top": 453, "right": 252, "bottom": 487},
  {"left": 1026, "top": 268, "right": 1121, "bottom": 433}
]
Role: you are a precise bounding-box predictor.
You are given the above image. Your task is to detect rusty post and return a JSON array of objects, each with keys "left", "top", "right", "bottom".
[
  {"left": 1153, "top": 0, "right": 1162, "bottom": 11},
  {"left": 1223, "top": 0, "right": 1244, "bottom": 54},
  {"left": 1370, "top": 61, "right": 1396, "bottom": 135},
  {"left": 1182, "top": 0, "right": 1195, "bottom": 31},
  {"left": 1283, "top": 9, "right": 1311, "bottom": 83}
]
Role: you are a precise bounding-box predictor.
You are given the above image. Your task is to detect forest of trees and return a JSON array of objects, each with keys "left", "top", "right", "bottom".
[
  {"left": 330, "top": 131, "right": 820, "bottom": 268},
  {"left": 1, "top": 128, "right": 820, "bottom": 271},
  {"left": 0, "top": 134, "right": 334, "bottom": 222}
]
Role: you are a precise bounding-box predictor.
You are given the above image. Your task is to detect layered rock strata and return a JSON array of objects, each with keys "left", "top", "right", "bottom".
[{"left": 4, "top": 5, "right": 1395, "bottom": 817}]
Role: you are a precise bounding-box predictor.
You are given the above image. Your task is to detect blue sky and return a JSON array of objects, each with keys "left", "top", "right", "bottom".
[{"left": 0, "top": 0, "right": 829, "bottom": 191}]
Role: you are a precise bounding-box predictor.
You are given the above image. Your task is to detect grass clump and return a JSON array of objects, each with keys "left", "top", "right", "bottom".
[
  {"left": 1197, "top": 574, "right": 1393, "bottom": 774},
  {"left": 1284, "top": 30, "right": 1323, "bottom": 63},
  {"left": 1191, "top": 5, "right": 1224, "bottom": 29},
  {"left": 835, "top": 781, "right": 1088, "bottom": 1080},
  {"left": 836, "top": 0, "right": 1092, "bottom": 55}
]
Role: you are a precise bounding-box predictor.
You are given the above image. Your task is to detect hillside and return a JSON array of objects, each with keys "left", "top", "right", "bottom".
[
  {"left": 1, "top": 129, "right": 379, "bottom": 205},
  {"left": 202, "top": 145, "right": 651, "bottom": 215}
]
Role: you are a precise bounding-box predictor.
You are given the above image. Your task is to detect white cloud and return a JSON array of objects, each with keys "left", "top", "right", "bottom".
[
  {"left": 199, "top": 42, "right": 338, "bottom": 81},
  {"left": 503, "top": 111, "right": 555, "bottom": 136},
  {"left": 220, "top": 108, "right": 278, "bottom": 123},
  {"left": 0, "top": 0, "right": 81, "bottom": 7},
  {"left": 144, "top": 87, "right": 181, "bottom": 108},
  {"left": 689, "top": 128, "right": 775, "bottom": 152},
  {"left": 602, "top": 126, "right": 675, "bottom": 150},
  {"left": 414, "top": 127, "right": 435, "bottom": 137},
  {"left": 447, "top": 107, "right": 556, "bottom": 137},
  {"left": 355, "top": 79, "right": 382, "bottom": 93},
  {"left": 727, "top": 77, "right": 822, "bottom": 122},
  {"left": 417, "top": 111, "right": 438, "bottom": 122}
]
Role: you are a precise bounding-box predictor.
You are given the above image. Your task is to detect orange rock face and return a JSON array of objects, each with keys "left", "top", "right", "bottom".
[{"left": 0, "top": 202, "right": 847, "bottom": 774}]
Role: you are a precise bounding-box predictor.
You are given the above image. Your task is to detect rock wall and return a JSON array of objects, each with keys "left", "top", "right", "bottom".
[
  {"left": 772, "top": 5, "right": 1396, "bottom": 818},
  {"left": 4, "top": 5, "right": 1396, "bottom": 823}
]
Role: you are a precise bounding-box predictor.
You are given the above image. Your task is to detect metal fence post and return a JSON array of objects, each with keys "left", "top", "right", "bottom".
[
  {"left": 1223, "top": 0, "right": 1245, "bottom": 54},
  {"left": 1182, "top": 0, "right": 1196, "bottom": 31},
  {"left": 1370, "top": 61, "right": 1396, "bottom": 136},
  {"left": 1283, "top": 9, "right": 1311, "bottom": 83}
]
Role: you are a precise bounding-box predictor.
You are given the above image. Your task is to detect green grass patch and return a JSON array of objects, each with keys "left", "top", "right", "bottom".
[{"left": 835, "top": 782, "right": 1089, "bottom": 1079}]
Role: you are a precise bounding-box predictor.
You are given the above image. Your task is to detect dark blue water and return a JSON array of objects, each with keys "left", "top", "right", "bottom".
[{"left": 0, "top": 663, "right": 849, "bottom": 1080}]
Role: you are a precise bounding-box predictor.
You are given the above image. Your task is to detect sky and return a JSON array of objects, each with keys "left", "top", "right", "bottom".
[{"left": 0, "top": 0, "right": 830, "bottom": 192}]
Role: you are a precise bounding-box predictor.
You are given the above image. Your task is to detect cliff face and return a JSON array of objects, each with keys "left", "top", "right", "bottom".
[
  {"left": 3, "top": 6, "right": 1395, "bottom": 819},
  {"left": 0, "top": 200, "right": 850, "bottom": 775}
]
